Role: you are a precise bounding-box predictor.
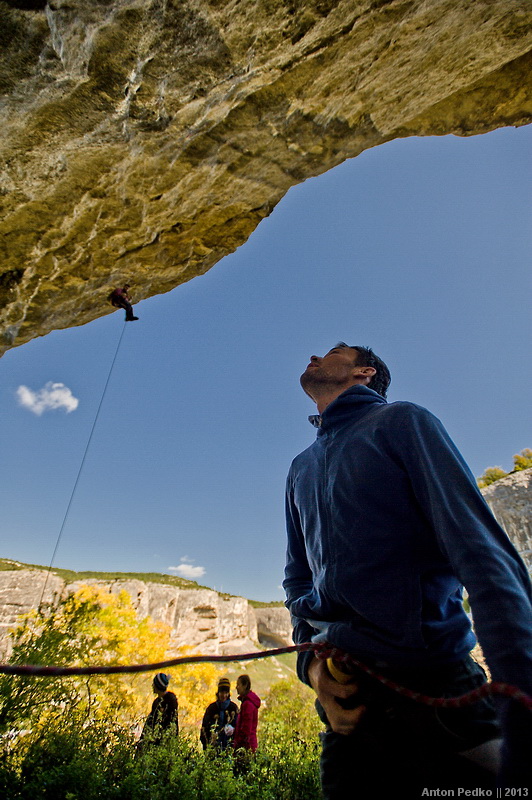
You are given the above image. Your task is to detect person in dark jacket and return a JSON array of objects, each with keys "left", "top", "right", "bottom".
[
  {"left": 138, "top": 673, "right": 178, "bottom": 750},
  {"left": 200, "top": 677, "right": 238, "bottom": 751},
  {"left": 233, "top": 674, "right": 261, "bottom": 753},
  {"left": 108, "top": 283, "right": 138, "bottom": 321},
  {"left": 284, "top": 343, "right": 532, "bottom": 798}
]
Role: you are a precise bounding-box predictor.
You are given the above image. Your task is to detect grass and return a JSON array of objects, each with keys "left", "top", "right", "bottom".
[{"left": 0, "top": 559, "right": 285, "bottom": 607}]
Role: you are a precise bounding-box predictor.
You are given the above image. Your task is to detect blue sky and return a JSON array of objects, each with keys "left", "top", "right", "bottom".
[{"left": 1, "top": 125, "right": 530, "bottom": 602}]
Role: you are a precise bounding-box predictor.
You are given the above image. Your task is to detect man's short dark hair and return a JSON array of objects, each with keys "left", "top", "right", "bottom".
[{"left": 335, "top": 343, "right": 391, "bottom": 399}]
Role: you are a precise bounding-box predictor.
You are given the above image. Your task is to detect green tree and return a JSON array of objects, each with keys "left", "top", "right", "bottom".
[
  {"left": 477, "top": 466, "right": 508, "bottom": 488},
  {"left": 0, "top": 586, "right": 171, "bottom": 732},
  {"left": 260, "top": 677, "right": 322, "bottom": 745},
  {"left": 256, "top": 678, "right": 321, "bottom": 797},
  {"left": 513, "top": 448, "right": 532, "bottom": 472}
]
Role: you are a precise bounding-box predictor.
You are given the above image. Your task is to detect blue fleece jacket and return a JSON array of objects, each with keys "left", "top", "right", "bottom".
[{"left": 284, "top": 386, "right": 532, "bottom": 777}]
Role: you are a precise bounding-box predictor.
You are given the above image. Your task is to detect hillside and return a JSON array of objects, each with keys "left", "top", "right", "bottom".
[{"left": 0, "top": 557, "right": 293, "bottom": 686}]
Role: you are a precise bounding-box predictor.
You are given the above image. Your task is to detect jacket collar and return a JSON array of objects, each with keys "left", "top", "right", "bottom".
[{"left": 309, "top": 385, "right": 387, "bottom": 433}]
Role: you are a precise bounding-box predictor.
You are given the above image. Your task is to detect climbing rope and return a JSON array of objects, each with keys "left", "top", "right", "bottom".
[
  {"left": 38, "top": 321, "right": 128, "bottom": 608},
  {"left": 1, "top": 642, "right": 531, "bottom": 712},
  {"left": 21, "top": 312, "right": 530, "bottom": 717},
  {"left": 312, "top": 644, "right": 532, "bottom": 711}
]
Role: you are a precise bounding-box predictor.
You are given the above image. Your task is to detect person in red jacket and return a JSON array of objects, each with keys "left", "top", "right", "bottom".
[{"left": 233, "top": 674, "right": 261, "bottom": 754}]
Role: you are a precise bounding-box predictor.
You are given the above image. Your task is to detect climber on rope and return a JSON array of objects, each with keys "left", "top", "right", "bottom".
[
  {"left": 108, "top": 283, "right": 139, "bottom": 321},
  {"left": 283, "top": 343, "right": 532, "bottom": 796}
]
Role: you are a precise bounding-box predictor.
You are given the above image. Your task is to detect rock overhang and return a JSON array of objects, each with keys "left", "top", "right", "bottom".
[{"left": 1, "top": 0, "right": 531, "bottom": 355}]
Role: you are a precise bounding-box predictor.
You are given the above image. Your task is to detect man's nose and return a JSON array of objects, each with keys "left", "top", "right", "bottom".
[{"left": 310, "top": 355, "right": 319, "bottom": 362}]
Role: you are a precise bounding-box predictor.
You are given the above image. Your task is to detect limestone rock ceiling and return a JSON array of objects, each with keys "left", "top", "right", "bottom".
[{"left": 1, "top": 0, "right": 531, "bottom": 355}]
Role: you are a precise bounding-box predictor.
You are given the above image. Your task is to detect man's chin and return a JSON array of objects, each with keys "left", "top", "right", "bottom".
[{"left": 300, "top": 371, "right": 320, "bottom": 395}]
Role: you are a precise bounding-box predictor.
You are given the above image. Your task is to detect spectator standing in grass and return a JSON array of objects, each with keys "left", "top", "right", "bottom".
[
  {"left": 233, "top": 674, "right": 261, "bottom": 753},
  {"left": 200, "top": 677, "right": 238, "bottom": 751},
  {"left": 137, "top": 673, "right": 178, "bottom": 751}
]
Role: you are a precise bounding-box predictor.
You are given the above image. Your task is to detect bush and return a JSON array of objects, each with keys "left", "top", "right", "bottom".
[
  {"left": 0, "top": 675, "right": 323, "bottom": 799},
  {"left": 0, "top": 715, "right": 134, "bottom": 800},
  {"left": 513, "top": 448, "right": 532, "bottom": 472},
  {"left": 477, "top": 447, "right": 532, "bottom": 488},
  {"left": 0, "top": 590, "right": 323, "bottom": 798},
  {"left": 477, "top": 466, "right": 508, "bottom": 488},
  {"left": 0, "top": 717, "right": 321, "bottom": 800}
]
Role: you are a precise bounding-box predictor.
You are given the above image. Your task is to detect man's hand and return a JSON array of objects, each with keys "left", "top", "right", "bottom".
[{"left": 308, "top": 657, "right": 366, "bottom": 736}]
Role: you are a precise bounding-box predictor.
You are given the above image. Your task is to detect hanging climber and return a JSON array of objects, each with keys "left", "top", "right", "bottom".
[{"left": 108, "top": 283, "right": 139, "bottom": 321}]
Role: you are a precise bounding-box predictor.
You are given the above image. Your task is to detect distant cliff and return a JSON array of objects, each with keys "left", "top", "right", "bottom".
[
  {"left": 0, "top": 562, "right": 291, "bottom": 660},
  {"left": 481, "top": 468, "right": 532, "bottom": 573}
]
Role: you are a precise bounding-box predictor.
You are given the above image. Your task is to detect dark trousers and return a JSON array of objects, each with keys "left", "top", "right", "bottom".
[
  {"left": 317, "top": 656, "right": 501, "bottom": 800},
  {"left": 113, "top": 299, "right": 135, "bottom": 320}
]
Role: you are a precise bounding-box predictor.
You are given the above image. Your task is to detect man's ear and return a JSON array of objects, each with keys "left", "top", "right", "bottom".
[
  {"left": 354, "top": 366, "right": 377, "bottom": 378},
  {"left": 352, "top": 366, "right": 377, "bottom": 381}
]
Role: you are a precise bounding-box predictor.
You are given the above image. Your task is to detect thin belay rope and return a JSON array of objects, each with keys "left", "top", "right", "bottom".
[
  {"left": 24, "top": 320, "right": 531, "bottom": 714},
  {"left": 38, "top": 321, "right": 128, "bottom": 608},
  {"left": 1, "top": 642, "right": 531, "bottom": 712}
]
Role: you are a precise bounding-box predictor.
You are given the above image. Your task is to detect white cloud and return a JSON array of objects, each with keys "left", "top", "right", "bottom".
[
  {"left": 16, "top": 382, "right": 79, "bottom": 416},
  {"left": 168, "top": 563, "right": 206, "bottom": 579}
]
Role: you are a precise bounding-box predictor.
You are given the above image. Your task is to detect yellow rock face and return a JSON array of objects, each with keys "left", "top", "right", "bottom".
[{"left": 1, "top": 0, "right": 531, "bottom": 353}]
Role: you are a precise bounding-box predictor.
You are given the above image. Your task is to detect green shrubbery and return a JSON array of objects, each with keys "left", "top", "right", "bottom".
[
  {"left": 0, "top": 591, "right": 321, "bottom": 799},
  {"left": 0, "top": 702, "right": 321, "bottom": 799},
  {"left": 476, "top": 447, "right": 532, "bottom": 488}
]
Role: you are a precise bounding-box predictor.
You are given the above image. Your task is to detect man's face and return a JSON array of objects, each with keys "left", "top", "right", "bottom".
[
  {"left": 236, "top": 679, "right": 245, "bottom": 695},
  {"left": 300, "top": 347, "right": 359, "bottom": 396}
]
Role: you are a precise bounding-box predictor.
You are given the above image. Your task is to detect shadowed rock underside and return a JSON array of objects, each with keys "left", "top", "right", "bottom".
[{"left": 1, "top": 0, "right": 531, "bottom": 354}]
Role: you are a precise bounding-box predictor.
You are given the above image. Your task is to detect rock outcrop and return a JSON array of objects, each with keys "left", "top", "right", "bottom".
[
  {"left": 481, "top": 469, "right": 532, "bottom": 573},
  {"left": 0, "top": 565, "right": 290, "bottom": 659},
  {"left": 1, "top": 0, "right": 531, "bottom": 353},
  {"left": 0, "top": 567, "right": 63, "bottom": 649},
  {"left": 67, "top": 578, "right": 260, "bottom": 653},
  {"left": 255, "top": 606, "right": 295, "bottom": 648}
]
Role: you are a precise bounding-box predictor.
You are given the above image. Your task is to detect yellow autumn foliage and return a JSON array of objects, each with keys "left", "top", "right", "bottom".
[{"left": 1, "top": 585, "right": 223, "bottom": 735}]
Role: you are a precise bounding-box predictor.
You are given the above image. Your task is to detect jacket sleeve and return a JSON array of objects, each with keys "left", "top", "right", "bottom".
[
  {"left": 233, "top": 699, "right": 253, "bottom": 749},
  {"left": 397, "top": 405, "right": 532, "bottom": 784},
  {"left": 283, "top": 470, "right": 318, "bottom": 686},
  {"left": 200, "top": 705, "right": 213, "bottom": 748}
]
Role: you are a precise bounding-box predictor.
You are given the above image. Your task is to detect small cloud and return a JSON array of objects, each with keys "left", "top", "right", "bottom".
[
  {"left": 168, "top": 563, "right": 206, "bottom": 579},
  {"left": 16, "top": 382, "right": 79, "bottom": 416}
]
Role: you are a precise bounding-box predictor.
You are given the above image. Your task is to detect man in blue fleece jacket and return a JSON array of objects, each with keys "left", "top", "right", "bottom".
[{"left": 283, "top": 343, "right": 531, "bottom": 797}]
